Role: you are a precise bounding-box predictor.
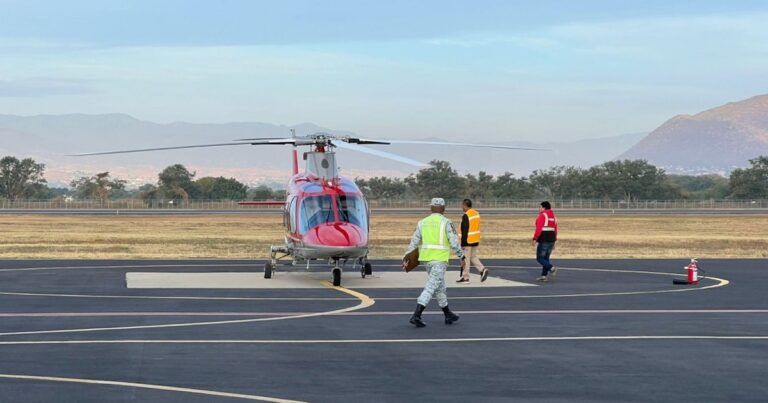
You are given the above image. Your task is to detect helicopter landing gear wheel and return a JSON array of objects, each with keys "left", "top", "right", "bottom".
[
  {"left": 332, "top": 267, "right": 342, "bottom": 287},
  {"left": 264, "top": 262, "right": 274, "bottom": 279}
]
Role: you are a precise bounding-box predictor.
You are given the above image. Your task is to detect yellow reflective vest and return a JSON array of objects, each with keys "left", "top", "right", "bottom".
[
  {"left": 419, "top": 213, "right": 450, "bottom": 262},
  {"left": 465, "top": 208, "right": 481, "bottom": 244}
]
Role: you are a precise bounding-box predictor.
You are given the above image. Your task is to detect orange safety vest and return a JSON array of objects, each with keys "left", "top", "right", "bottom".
[{"left": 465, "top": 208, "right": 481, "bottom": 244}]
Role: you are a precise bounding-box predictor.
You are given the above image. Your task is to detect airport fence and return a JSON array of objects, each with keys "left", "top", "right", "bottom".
[{"left": 1, "top": 198, "right": 768, "bottom": 210}]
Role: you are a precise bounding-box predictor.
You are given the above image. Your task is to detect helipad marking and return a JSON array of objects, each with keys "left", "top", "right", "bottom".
[
  {"left": 1, "top": 309, "right": 766, "bottom": 318},
  {"left": 0, "top": 374, "right": 305, "bottom": 402},
  {"left": 0, "top": 335, "right": 766, "bottom": 345},
  {"left": 0, "top": 290, "right": 352, "bottom": 301},
  {"left": 375, "top": 267, "right": 730, "bottom": 300},
  {"left": 0, "top": 282, "right": 374, "bottom": 338},
  {"left": 0, "top": 263, "right": 256, "bottom": 273},
  {"left": 0, "top": 263, "right": 355, "bottom": 301},
  {"left": 0, "top": 263, "right": 730, "bottom": 301},
  {"left": 125, "top": 271, "right": 530, "bottom": 289}
]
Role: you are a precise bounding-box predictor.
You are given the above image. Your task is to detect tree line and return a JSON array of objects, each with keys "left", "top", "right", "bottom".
[
  {"left": 1, "top": 154, "right": 767, "bottom": 201},
  {"left": 0, "top": 157, "right": 284, "bottom": 201},
  {"left": 356, "top": 157, "right": 766, "bottom": 201}
]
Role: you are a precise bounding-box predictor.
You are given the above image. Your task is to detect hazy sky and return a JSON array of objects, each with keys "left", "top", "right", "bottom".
[{"left": 1, "top": 0, "right": 767, "bottom": 142}]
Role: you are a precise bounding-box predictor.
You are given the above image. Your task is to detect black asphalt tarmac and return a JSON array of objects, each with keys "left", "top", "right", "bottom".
[{"left": 0, "top": 259, "right": 766, "bottom": 402}]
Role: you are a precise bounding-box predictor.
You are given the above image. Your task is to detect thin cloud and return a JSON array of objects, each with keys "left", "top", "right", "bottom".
[
  {"left": 0, "top": 78, "right": 94, "bottom": 98},
  {"left": 422, "top": 34, "right": 558, "bottom": 49}
]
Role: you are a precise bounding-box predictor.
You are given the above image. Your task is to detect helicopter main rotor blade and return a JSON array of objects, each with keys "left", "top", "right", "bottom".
[
  {"left": 357, "top": 139, "right": 550, "bottom": 151},
  {"left": 68, "top": 139, "right": 302, "bottom": 156},
  {"left": 341, "top": 137, "right": 390, "bottom": 145},
  {"left": 332, "top": 141, "right": 428, "bottom": 167},
  {"left": 237, "top": 135, "right": 392, "bottom": 145},
  {"left": 232, "top": 137, "right": 315, "bottom": 145}
]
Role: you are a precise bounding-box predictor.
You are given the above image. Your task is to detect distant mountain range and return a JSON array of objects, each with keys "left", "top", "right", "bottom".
[
  {"left": 620, "top": 94, "right": 768, "bottom": 174},
  {"left": 0, "top": 113, "right": 645, "bottom": 188}
]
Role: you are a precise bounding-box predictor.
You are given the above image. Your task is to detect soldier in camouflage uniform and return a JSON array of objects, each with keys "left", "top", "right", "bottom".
[{"left": 402, "top": 197, "right": 466, "bottom": 327}]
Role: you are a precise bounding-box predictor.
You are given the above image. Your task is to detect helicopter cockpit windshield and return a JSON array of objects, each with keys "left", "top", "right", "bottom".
[
  {"left": 301, "top": 195, "right": 335, "bottom": 232},
  {"left": 337, "top": 194, "right": 368, "bottom": 231},
  {"left": 299, "top": 194, "right": 368, "bottom": 233}
]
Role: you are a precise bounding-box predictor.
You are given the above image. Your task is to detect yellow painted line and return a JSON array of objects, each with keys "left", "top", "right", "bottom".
[
  {"left": 0, "top": 374, "right": 305, "bottom": 402},
  {"left": 321, "top": 280, "right": 376, "bottom": 306},
  {"left": 0, "top": 282, "right": 374, "bottom": 338},
  {"left": 0, "top": 335, "right": 767, "bottom": 345}
]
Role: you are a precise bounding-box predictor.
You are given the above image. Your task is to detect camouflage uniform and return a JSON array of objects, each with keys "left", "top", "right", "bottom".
[{"left": 404, "top": 213, "right": 465, "bottom": 308}]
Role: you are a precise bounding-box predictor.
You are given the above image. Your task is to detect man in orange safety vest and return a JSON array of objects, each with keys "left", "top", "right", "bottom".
[{"left": 457, "top": 198, "right": 489, "bottom": 283}]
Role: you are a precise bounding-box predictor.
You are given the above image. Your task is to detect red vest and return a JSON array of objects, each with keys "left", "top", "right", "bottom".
[{"left": 533, "top": 209, "right": 557, "bottom": 241}]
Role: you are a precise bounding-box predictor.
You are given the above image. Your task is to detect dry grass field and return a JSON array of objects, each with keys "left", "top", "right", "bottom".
[{"left": 0, "top": 213, "right": 766, "bottom": 259}]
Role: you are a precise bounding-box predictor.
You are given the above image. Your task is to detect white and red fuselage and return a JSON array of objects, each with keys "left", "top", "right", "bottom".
[{"left": 281, "top": 173, "right": 369, "bottom": 260}]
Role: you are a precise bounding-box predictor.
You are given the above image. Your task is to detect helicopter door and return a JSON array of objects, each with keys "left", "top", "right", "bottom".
[{"left": 287, "top": 196, "right": 297, "bottom": 233}]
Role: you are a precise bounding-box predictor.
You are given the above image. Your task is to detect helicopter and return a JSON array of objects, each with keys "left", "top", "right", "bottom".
[{"left": 73, "top": 130, "right": 544, "bottom": 286}]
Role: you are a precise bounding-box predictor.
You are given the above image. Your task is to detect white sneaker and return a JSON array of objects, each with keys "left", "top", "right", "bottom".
[{"left": 550, "top": 267, "right": 558, "bottom": 277}]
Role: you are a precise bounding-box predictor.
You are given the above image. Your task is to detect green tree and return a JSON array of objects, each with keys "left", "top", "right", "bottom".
[
  {"left": 0, "top": 156, "right": 47, "bottom": 200},
  {"left": 247, "top": 185, "right": 277, "bottom": 200},
  {"left": 730, "top": 156, "right": 768, "bottom": 199},
  {"left": 195, "top": 176, "right": 248, "bottom": 200},
  {"left": 464, "top": 171, "right": 496, "bottom": 200},
  {"left": 587, "top": 160, "right": 678, "bottom": 200},
  {"left": 529, "top": 166, "right": 587, "bottom": 199},
  {"left": 356, "top": 177, "right": 408, "bottom": 199},
  {"left": 405, "top": 160, "right": 466, "bottom": 199},
  {"left": 666, "top": 174, "right": 730, "bottom": 200},
  {"left": 156, "top": 164, "right": 198, "bottom": 201},
  {"left": 493, "top": 172, "right": 537, "bottom": 199},
  {"left": 45, "top": 187, "right": 71, "bottom": 199},
  {"left": 70, "top": 172, "right": 127, "bottom": 202}
]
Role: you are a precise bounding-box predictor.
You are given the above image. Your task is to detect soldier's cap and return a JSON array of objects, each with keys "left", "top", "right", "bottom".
[{"left": 430, "top": 197, "right": 445, "bottom": 207}]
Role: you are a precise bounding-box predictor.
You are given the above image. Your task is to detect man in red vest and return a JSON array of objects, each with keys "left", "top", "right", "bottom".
[{"left": 532, "top": 201, "right": 558, "bottom": 282}]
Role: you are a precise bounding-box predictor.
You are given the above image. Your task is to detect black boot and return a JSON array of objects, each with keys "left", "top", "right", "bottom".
[
  {"left": 409, "top": 304, "right": 426, "bottom": 327},
  {"left": 442, "top": 306, "right": 460, "bottom": 325}
]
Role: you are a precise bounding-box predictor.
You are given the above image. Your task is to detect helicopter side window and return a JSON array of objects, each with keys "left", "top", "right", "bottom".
[
  {"left": 337, "top": 195, "right": 368, "bottom": 231},
  {"left": 288, "top": 197, "right": 297, "bottom": 233},
  {"left": 300, "top": 195, "right": 335, "bottom": 232}
]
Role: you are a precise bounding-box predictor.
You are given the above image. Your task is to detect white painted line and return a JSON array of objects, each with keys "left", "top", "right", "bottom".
[
  {"left": 0, "top": 282, "right": 374, "bottom": 338},
  {"left": 377, "top": 270, "right": 730, "bottom": 300},
  {"left": 0, "top": 335, "right": 767, "bottom": 345},
  {"left": 1, "top": 309, "right": 767, "bottom": 318},
  {"left": 0, "top": 263, "right": 256, "bottom": 273},
  {"left": 0, "top": 291, "right": 352, "bottom": 301},
  {"left": 0, "top": 374, "right": 305, "bottom": 402},
  {"left": 0, "top": 265, "right": 730, "bottom": 301}
]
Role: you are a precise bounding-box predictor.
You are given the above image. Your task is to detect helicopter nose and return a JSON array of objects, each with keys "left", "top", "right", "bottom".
[{"left": 304, "top": 222, "right": 366, "bottom": 247}]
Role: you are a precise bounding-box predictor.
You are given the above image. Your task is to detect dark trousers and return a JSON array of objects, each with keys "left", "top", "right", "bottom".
[{"left": 536, "top": 241, "right": 555, "bottom": 276}]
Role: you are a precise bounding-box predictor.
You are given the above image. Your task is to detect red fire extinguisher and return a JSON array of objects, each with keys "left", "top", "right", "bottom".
[
  {"left": 686, "top": 259, "right": 699, "bottom": 285},
  {"left": 673, "top": 258, "right": 704, "bottom": 285}
]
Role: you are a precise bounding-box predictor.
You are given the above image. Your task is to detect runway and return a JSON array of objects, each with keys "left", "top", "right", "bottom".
[{"left": 0, "top": 259, "right": 766, "bottom": 402}]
